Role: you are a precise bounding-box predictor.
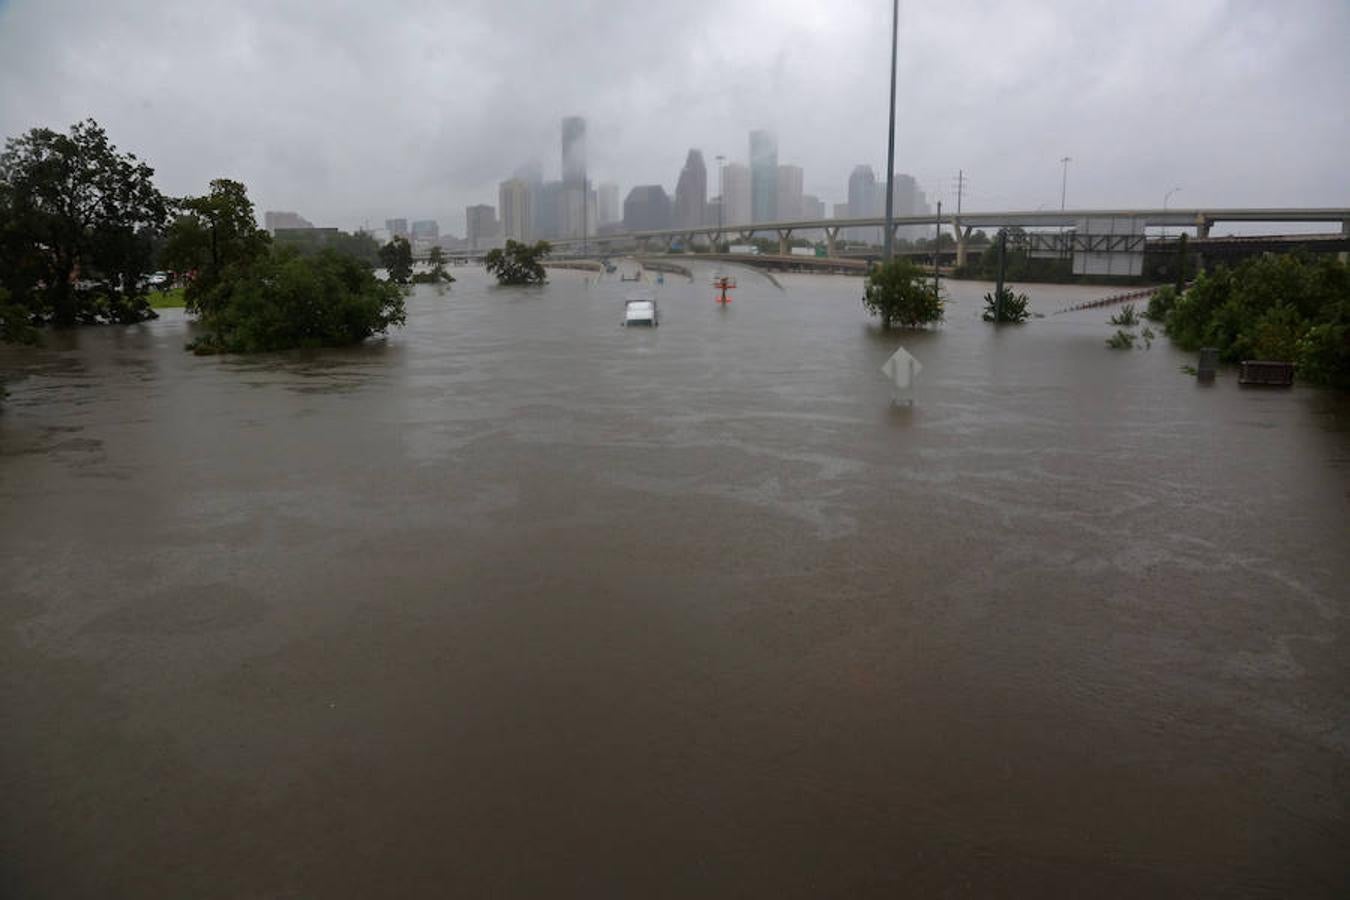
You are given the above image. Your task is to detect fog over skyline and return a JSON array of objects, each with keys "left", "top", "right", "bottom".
[{"left": 2, "top": 0, "right": 1347, "bottom": 234}]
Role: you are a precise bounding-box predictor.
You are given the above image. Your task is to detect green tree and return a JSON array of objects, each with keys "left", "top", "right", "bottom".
[
  {"left": 162, "top": 178, "right": 271, "bottom": 314},
  {"left": 1163, "top": 252, "right": 1349, "bottom": 386},
  {"left": 862, "top": 258, "right": 943, "bottom": 329},
  {"left": 379, "top": 236, "right": 414, "bottom": 284},
  {"left": 0, "top": 119, "right": 168, "bottom": 327},
  {"left": 411, "top": 246, "right": 455, "bottom": 284},
  {"left": 484, "top": 239, "right": 550, "bottom": 285},
  {"left": 187, "top": 248, "right": 406, "bottom": 354},
  {"left": 0, "top": 287, "right": 38, "bottom": 346},
  {"left": 982, "top": 285, "right": 1030, "bottom": 323}
]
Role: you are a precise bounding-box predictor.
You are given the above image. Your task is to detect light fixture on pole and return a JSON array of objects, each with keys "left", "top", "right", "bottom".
[
  {"left": 882, "top": 0, "right": 899, "bottom": 261},
  {"left": 1163, "top": 186, "right": 1181, "bottom": 239}
]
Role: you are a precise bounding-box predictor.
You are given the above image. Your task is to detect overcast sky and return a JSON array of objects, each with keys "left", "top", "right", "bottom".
[{"left": 2, "top": 0, "right": 1347, "bottom": 235}]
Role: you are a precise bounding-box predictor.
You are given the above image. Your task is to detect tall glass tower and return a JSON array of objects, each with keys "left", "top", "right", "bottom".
[{"left": 749, "top": 129, "right": 778, "bottom": 224}]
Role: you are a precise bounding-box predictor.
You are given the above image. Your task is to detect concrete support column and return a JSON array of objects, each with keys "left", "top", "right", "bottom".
[
  {"left": 1195, "top": 215, "right": 1212, "bottom": 239},
  {"left": 955, "top": 225, "right": 972, "bottom": 268},
  {"left": 825, "top": 227, "right": 840, "bottom": 258},
  {"left": 777, "top": 229, "right": 792, "bottom": 256}
]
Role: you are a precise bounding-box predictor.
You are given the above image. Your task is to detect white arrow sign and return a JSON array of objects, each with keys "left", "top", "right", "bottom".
[{"left": 881, "top": 346, "right": 922, "bottom": 404}]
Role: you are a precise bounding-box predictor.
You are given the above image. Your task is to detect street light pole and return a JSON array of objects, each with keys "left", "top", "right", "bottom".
[
  {"left": 1059, "top": 156, "right": 1071, "bottom": 211},
  {"left": 1163, "top": 186, "right": 1181, "bottom": 239},
  {"left": 883, "top": 0, "right": 898, "bottom": 261},
  {"left": 716, "top": 154, "right": 725, "bottom": 253}
]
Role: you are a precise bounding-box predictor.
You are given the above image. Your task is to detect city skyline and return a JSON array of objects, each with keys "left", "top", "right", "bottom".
[{"left": 10, "top": 1, "right": 1342, "bottom": 232}]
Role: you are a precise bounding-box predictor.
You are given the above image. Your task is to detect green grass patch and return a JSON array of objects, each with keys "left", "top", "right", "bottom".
[{"left": 148, "top": 287, "right": 186, "bottom": 308}]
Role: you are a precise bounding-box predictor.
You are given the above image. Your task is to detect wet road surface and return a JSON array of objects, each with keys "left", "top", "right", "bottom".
[{"left": 2, "top": 266, "right": 1348, "bottom": 897}]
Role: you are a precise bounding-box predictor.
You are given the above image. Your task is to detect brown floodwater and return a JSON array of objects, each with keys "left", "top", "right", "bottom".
[{"left": 2, "top": 266, "right": 1348, "bottom": 898}]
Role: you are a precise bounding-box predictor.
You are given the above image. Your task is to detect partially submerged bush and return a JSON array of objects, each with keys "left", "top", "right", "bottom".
[
  {"left": 862, "top": 258, "right": 943, "bottom": 328},
  {"left": 982, "top": 286, "right": 1030, "bottom": 323},
  {"left": 187, "top": 249, "right": 405, "bottom": 354}
]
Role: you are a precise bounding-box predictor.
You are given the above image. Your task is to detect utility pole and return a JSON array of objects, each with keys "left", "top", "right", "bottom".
[
  {"left": 954, "top": 169, "right": 965, "bottom": 217},
  {"left": 933, "top": 200, "right": 941, "bottom": 295},
  {"left": 882, "top": 0, "right": 899, "bottom": 261},
  {"left": 1059, "top": 156, "right": 1072, "bottom": 211},
  {"left": 582, "top": 174, "right": 588, "bottom": 257}
]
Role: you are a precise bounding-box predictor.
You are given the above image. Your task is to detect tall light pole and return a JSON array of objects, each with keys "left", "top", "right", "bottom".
[
  {"left": 1059, "top": 156, "right": 1072, "bottom": 211},
  {"left": 1163, "top": 186, "right": 1181, "bottom": 239},
  {"left": 715, "top": 154, "right": 725, "bottom": 252},
  {"left": 882, "top": 0, "right": 899, "bottom": 261}
]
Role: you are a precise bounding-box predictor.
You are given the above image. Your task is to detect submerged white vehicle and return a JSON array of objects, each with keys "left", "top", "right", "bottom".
[{"left": 623, "top": 292, "right": 659, "bottom": 327}]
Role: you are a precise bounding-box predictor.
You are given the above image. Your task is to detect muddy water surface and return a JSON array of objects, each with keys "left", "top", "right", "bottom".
[{"left": 2, "top": 267, "right": 1348, "bottom": 897}]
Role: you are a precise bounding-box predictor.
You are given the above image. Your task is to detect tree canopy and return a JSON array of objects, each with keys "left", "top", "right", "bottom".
[
  {"left": 162, "top": 178, "right": 271, "bottom": 313},
  {"left": 862, "top": 258, "right": 943, "bottom": 329},
  {"left": 187, "top": 248, "right": 406, "bottom": 354},
  {"left": 0, "top": 119, "right": 169, "bottom": 327},
  {"left": 484, "top": 240, "right": 550, "bottom": 285},
  {"left": 379, "top": 236, "right": 414, "bottom": 284},
  {"left": 411, "top": 246, "right": 455, "bottom": 285},
  {"left": 1164, "top": 252, "right": 1349, "bottom": 387}
]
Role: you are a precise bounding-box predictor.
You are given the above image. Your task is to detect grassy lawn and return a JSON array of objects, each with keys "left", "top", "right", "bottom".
[{"left": 148, "top": 286, "right": 186, "bottom": 308}]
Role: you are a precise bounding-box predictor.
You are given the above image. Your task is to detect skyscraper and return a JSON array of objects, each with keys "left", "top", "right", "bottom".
[
  {"left": 622, "top": 185, "right": 672, "bottom": 232},
  {"left": 499, "top": 178, "right": 532, "bottom": 242},
  {"left": 749, "top": 130, "right": 778, "bottom": 223},
  {"left": 848, "top": 165, "right": 880, "bottom": 244},
  {"left": 674, "top": 149, "right": 707, "bottom": 229},
  {"left": 465, "top": 204, "right": 499, "bottom": 251},
  {"left": 776, "top": 164, "right": 803, "bottom": 221},
  {"left": 410, "top": 220, "right": 440, "bottom": 246},
  {"left": 385, "top": 218, "right": 409, "bottom": 240},
  {"left": 802, "top": 194, "right": 825, "bottom": 219},
  {"left": 722, "top": 162, "right": 751, "bottom": 227},
  {"left": 597, "top": 182, "right": 620, "bottom": 226},
  {"left": 561, "top": 116, "right": 586, "bottom": 187},
  {"left": 561, "top": 116, "right": 587, "bottom": 239}
]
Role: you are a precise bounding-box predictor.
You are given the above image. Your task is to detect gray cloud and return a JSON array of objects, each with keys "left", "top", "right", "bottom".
[{"left": 2, "top": 0, "right": 1346, "bottom": 235}]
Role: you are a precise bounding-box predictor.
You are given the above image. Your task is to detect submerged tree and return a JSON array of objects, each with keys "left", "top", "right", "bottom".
[
  {"left": 484, "top": 239, "right": 550, "bottom": 285},
  {"left": 861, "top": 258, "right": 942, "bottom": 328},
  {"left": 187, "top": 248, "right": 406, "bottom": 354},
  {"left": 411, "top": 245, "right": 455, "bottom": 284},
  {"left": 161, "top": 178, "right": 271, "bottom": 315},
  {"left": 379, "top": 236, "right": 414, "bottom": 284},
  {"left": 0, "top": 119, "right": 169, "bottom": 326}
]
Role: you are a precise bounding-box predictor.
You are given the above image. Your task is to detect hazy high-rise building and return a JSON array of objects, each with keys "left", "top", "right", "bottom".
[
  {"left": 722, "top": 162, "right": 752, "bottom": 227},
  {"left": 385, "top": 218, "right": 409, "bottom": 239},
  {"left": 776, "top": 164, "right": 803, "bottom": 221},
  {"left": 848, "top": 165, "right": 880, "bottom": 243},
  {"left": 832, "top": 202, "right": 850, "bottom": 220},
  {"left": 410, "top": 220, "right": 439, "bottom": 241},
  {"left": 534, "top": 181, "right": 562, "bottom": 239},
  {"left": 888, "top": 173, "right": 931, "bottom": 240},
  {"left": 465, "top": 204, "right": 499, "bottom": 251},
  {"left": 561, "top": 116, "right": 586, "bottom": 187},
  {"left": 264, "top": 211, "right": 313, "bottom": 234},
  {"left": 559, "top": 116, "right": 588, "bottom": 239},
  {"left": 623, "top": 185, "right": 672, "bottom": 232},
  {"left": 499, "top": 178, "right": 532, "bottom": 242},
  {"left": 673, "top": 149, "right": 707, "bottom": 230},
  {"left": 749, "top": 130, "right": 778, "bottom": 223},
  {"left": 802, "top": 194, "right": 825, "bottom": 220},
  {"left": 597, "top": 182, "right": 620, "bottom": 226}
]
